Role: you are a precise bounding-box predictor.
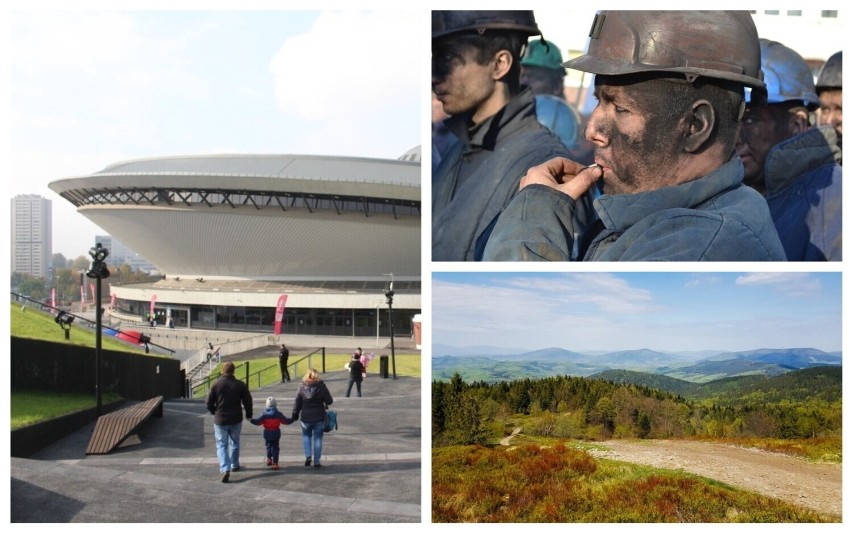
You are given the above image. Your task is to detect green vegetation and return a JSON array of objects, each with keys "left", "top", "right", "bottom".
[
  {"left": 433, "top": 371, "right": 841, "bottom": 452},
  {"left": 432, "top": 442, "right": 838, "bottom": 522},
  {"left": 10, "top": 303, "right": 158, "bottom": 355},
  {"left": 11, "top": 390, "right": 124, "bottom": 429},
  {"left": 193, "top": 353, "right": 421, "bottom": 397}
]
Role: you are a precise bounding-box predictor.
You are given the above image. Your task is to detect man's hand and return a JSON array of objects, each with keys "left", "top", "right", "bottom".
[{"left": 519, "top": 158, "right": 603, "bottom": 200}]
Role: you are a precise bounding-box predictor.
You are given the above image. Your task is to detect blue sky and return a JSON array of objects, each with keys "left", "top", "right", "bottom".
[
  {"left": 6, "top": 6, "right": 422, "bottom": 259},
  {"left": 432, "top": 272, "right": 842, "bottom": 353}
]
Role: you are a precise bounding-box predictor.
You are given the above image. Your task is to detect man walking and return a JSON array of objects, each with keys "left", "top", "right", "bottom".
[
  {"left": 206, "top": 361, "right": 252, "bottom": 482},
  {"left": 279, "top": 343, "right": 291, "bottom": 382}
]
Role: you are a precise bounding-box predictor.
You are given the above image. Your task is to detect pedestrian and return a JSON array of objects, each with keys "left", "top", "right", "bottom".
[
  {"left": 345, "top": 353, "right": 365, "bottom": 398},
  {"left": 292, "top": 368, "right": 333, "bottom": 469},
  {"left": 431, "top": 10, "right": 595, "bottom": 260},
  {"left": 206, "top": 342, "right": 214, "bottom": 361},
  {"left": 249, "top": 397, "right": 292, "bottom": 470},
  {"left": 815, "top": 51, "right": 842, "bottom": 154},
  {"left": 736, "top": 39, "right": 841, "bottom": 261},
  {"left": 206, "top": 361, "right": 252, "bottom": 483},
  {"left": 355, "top": 346, "right": 374, "bottom": 376},
  {"left": 279, "top": 343, "right": 291, "bottom": 382},
  {"left": 481, "top": 10, "right": 786, "bottom": 262}
]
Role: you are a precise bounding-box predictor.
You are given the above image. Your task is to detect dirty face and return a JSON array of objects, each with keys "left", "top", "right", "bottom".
[
  {"left": 817, "top": 89, "right": 842, "bottom": 143},
  {"left": 736, "top": 105, "right": 792, "bottom": 191},
  {"left": 432, "top": 39, "right": 496, "bottom": 118},
  {"left": 585, "top": 76, "right": 686, "bottom": 195}
]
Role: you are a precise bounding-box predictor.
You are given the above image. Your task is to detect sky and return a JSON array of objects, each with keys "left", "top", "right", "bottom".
[
  {"left": 432, "top": 272, "right": 843, "bottom": 353},
  {"left": 5, "top": 5, "right": 423, "bottom": 259}
]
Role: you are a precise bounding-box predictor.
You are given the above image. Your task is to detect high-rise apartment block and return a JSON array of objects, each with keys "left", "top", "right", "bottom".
[{"left": 11, "top": 194, "right": 52, "bottom": 278}]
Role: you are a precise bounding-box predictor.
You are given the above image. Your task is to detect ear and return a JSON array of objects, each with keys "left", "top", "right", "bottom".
[
  {"left": 683, "top": 99, "right": 715, "bottom": 153},
  {"left": 492, "top": 49, "right": 513, "bottom": 81},
  {"left": 788, "top": 108, "right": 810, "bottom": 136}
]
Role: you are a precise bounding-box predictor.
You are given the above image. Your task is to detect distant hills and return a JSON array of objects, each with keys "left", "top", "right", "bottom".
[{"left": 433, "top": 346, "right": 841, "bottom": 383}]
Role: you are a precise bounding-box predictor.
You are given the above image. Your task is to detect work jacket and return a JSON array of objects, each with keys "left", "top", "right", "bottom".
[
  {"left": 482, "top": 157, "right": 786, "bottom": 261},
  {"left": 764, "top": 125, "right": 842, "bottom": 261},
  {"left": 432, "top": 88, "right": 585, "bottom": 261}
]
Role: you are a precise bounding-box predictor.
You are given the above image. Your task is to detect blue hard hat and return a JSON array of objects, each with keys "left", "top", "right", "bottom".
[
  {"left": 748, "top": 38, "right": 818, "bottom": 109},
  {"left": 534, "top": 95, "right": 582, "bottom": 149}
]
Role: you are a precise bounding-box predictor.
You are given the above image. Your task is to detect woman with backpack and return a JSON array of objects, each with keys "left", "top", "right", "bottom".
[{"left": 291, "top": 368, "right": 333, "bottom": 469}]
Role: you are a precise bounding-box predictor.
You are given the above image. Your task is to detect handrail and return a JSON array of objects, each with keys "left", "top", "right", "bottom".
[{"left": 189, "top": 348, "right": 326, "bottom": 398}]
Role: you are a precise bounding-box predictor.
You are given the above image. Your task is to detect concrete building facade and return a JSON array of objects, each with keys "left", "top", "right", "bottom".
[{"left": 11, "top": 194, "right": 52, "bottom": 278}]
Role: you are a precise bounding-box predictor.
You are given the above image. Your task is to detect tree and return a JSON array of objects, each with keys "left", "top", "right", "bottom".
[{"left": 637, "top": 413, "right": 652, "bottom": 438}]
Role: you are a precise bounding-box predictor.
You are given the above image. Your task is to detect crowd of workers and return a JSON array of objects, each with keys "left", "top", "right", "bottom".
[{"left": 432, "top": 10, "right": 841, "bottom": 262}]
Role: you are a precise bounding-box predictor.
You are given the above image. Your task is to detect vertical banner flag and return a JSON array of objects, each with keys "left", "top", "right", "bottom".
[
  {"left": 150, "top": 295, "right": 157, "bottom": 320},
  {"left": 89, "top": 283, "right": 96, "bottom": 302},
  {"left": 273, "top": 294, "right": 288, "bottom": 335},
  {"left": 80, "top": 285, "right": 86, "bottom": 303},
  {"left": 111, "top": 293, "right": 116, "bottom": 308},
  {"left": 51, "top": 288, "right": 56, "bottom": 310}
]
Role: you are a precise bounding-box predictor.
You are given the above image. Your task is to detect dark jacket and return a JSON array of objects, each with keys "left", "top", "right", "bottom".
[
  {"left": 432, "top": 88, "right": 592, "bottom": 261},
  {"left": 279, "top": 346, "right": 289, "bottom": 362},
  {"left": 483, "top": 156, "right": 786, "bottom": 261},
  {"left": 292, "top": 379, "right": 333, "bottom": 424},
  {"left": 764, "top": 125, "right": 842, "bottom": 261},
  {"left": 206, "top": 373, "right": 252, "bottom": 426},
  {"left": 251, "top": 407, "right": 292, "bottom": 441},
  {"left": 347, "top": 359, "right": 365, "bottom": 383}
]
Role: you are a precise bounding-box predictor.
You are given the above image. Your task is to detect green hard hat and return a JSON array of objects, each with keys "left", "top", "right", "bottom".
[{"left": 522, "top": 39, "right": 565, "bottom": 72}]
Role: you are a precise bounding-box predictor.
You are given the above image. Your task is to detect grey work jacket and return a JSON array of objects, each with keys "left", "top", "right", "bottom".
[{"left": 432, "top": 88, "right": 576, "bottom": 261}]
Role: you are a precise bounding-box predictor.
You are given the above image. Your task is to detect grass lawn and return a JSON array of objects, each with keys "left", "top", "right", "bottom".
[
  {"left": 11, "top": 390, "right": 124, "bottom": 429},
  {"left": 193, "top": 353, "right": 421, "bottom": 398},
  {"left": 10, "top": 303, "right": 159, "bottom": 355}
]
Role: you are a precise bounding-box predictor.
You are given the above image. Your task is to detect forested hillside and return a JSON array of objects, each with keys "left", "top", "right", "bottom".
[{"left": 432, "top": 368, "right": 841, "bottom": 446}]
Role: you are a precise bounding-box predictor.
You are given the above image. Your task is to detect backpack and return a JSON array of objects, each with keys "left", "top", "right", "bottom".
[{"left": 324, "top": 410, "right": 337, "bottom": 432}]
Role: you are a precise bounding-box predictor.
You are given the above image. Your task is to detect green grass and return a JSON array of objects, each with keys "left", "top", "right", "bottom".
[
  {"left": 11, "top": 390, "right": 124, "bottom": 429},
  {"left": 192, "top": 353, "right": 421, "bottom": 397},
  {"left": 10, "top": 303, "right": 160, "bottom": 355},
  {"left": 432, "top": 441, "right": 839, "bottom": 523}
]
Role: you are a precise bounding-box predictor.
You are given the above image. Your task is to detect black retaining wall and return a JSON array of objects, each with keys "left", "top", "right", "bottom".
[
  {"left": 11, "top": 338, "right": 185, "bottom": 457},
  {"left": 11, "top": 337, "right": 183, "bottom": 400}
]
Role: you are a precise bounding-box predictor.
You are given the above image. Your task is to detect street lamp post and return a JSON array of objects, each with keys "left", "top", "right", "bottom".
[
  {"left": 384, "top": 284, "right": 397, "bottom": 380},
  {"left": 86, "top": 243, "right": 110, "bottom": 415}
]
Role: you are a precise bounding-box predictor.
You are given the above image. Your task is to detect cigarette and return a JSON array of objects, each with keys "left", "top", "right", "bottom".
[{"left": 586, "top": 163, "right": 601, "bottom": 170}]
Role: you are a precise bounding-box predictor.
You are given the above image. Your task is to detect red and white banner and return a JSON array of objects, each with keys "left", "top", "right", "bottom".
[
  {"left": 51, "top": 287, "right": 56, "bottom": 310},
  {"left": 150, "top": 295, "right": 157, "bottom": 317},
  {"left": 273, "top": 294, "right": 288, "bottom": 335},
  {"left": 110, "top": 293, "right": 116, "bottom": 309},
  {"left": 89, "top": 283, "right": 96, "bottom": 302},
  {"left": 80, "top": 285, "right": 85, "bottom": 303}
]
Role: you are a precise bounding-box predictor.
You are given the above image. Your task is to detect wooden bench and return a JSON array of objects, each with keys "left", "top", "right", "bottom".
[{"left": 85, "top": 396, "right": 164, "bottom": 455}]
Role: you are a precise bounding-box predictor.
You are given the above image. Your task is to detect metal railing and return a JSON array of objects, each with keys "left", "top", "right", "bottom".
[
  {"left": 189, "top": 348, "right": 326, "bottom": 398},
  {"left": 10, "top": 292, "right": 175, "bottom": 356}
]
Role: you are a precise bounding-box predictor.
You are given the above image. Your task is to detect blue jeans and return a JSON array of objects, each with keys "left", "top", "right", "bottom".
[
  {"left": 300, "top": 420, "right": 325, "bottom": 464},
  {"left": 214, "top": 423, "right": 242, "bottom": 473}
]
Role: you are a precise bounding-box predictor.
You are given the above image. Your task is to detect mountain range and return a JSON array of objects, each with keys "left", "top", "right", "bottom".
[{"left": 432, "top": 346, "right": 842, "bottom": 383}]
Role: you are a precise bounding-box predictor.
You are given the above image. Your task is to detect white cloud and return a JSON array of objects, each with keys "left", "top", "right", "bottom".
[
  {"left": 735, "top": 272, "right": 821, "bottom": 297},
  {"left": 270, "top": 11, "right": 419, "bottom": 121}
]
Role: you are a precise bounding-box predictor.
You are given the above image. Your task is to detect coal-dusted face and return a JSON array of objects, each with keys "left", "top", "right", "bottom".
[
  {"left": 431, "top": 38, "right": 498, "bottom": 118},
  {"left": 584, "top": 75, "right": 688, "bottom": 195}
]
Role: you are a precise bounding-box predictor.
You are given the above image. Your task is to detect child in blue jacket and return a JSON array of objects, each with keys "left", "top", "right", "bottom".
[{"left": 250, "top": 397, "right": 293, "bottom": 470}]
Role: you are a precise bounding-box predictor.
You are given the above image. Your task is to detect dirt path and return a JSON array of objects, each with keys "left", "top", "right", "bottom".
[
  {"left": 500, "top": 427, "right": 521, "bottom": 446},
  {"left": 587, "top": 440, "right": 841, "bottom": 517}
]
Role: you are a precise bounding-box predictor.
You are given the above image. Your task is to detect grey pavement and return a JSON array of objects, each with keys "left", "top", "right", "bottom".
[{"left": 10, "top": 372, "right": 422, "bottom": 523}]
